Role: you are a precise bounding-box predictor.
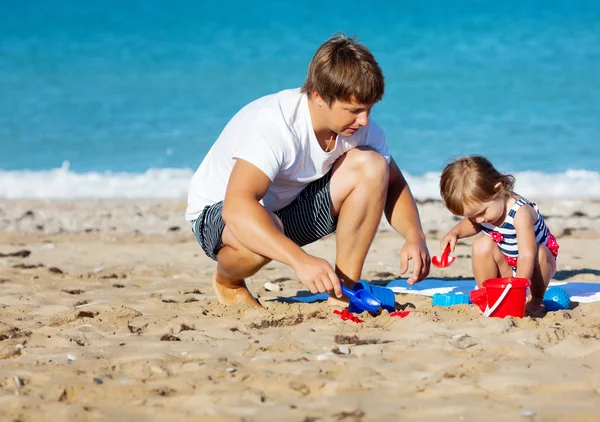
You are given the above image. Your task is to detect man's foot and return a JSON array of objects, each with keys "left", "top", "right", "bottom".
[
  {"left": 212, "top": 276, "right": 263, "bottom": 308},
  {"left": 327, "top": 295, "right": 350, "bottom": 308},
  {"left": 526, "top": 297, "right": 547, "bottom": 318},
  {"left": 326, "top": 279, "right": 355, "bottom": 308}
]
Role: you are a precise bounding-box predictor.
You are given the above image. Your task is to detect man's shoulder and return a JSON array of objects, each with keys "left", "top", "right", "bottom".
[
  {"left": 245, "top": 88, "right": 303, "bottom": 114},
  {"left": 237, "top": 88, "right": 305, "bottom": 135}
]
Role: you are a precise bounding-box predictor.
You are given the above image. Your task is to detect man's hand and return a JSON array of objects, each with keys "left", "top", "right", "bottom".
[
  {"left": 400, "top": 237, "right": 430, "bottom": 285},
  {"left": 292, "top": 254, "right": 343, "bottom": 298}
]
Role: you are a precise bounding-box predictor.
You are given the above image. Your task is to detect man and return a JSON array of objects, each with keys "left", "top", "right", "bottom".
[{"left": 186, "top": 34, "right": 430, "bottom": 307}]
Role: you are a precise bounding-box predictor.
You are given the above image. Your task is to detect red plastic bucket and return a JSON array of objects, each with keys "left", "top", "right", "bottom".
[{"left": 470, "top": 277, "right": 531, "bottom": 318}]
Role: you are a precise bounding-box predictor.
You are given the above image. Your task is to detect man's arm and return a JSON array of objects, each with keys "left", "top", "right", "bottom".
[
  {"left": 222, "top": 159, "right": 303, "bottom": 266},
  {"left": 222, "top": 159, "right": 342, "bottom": 296},
  {"left": 384, "top": 157, "right": 430, "bottom": 284},
  {"left": 384, "top": 157, "right": 425, "bottom": 241}
]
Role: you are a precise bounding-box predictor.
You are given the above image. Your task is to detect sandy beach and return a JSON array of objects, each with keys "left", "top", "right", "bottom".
[{"left": 1, "top": 198, "right": 600, "bottom": 421}]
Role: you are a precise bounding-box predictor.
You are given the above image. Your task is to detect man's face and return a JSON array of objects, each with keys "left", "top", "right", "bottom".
[{"left": 319, "top": 95, "right": 373, "bottom": 137}]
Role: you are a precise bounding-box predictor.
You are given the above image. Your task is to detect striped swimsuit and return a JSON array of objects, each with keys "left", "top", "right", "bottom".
[{"left": 481, "top": 198, "right": 559, "bottom": 270}]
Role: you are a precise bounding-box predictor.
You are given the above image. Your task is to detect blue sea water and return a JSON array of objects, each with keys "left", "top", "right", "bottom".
[{"left": 1, "top": 0, "right": 599, "bottom": 198}]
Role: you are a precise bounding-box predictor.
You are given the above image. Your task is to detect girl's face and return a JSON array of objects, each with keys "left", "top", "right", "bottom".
[{"left": 462, "top": 195, "right": 508, "bottom": 226}]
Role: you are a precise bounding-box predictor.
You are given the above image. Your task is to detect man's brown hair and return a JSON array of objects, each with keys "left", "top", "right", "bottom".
[
  {"left": 301, "top": 34, "right": 384, "bottom": 106},
  {"left": 440, "top": 155, "right": 515, "bottom": 215}
]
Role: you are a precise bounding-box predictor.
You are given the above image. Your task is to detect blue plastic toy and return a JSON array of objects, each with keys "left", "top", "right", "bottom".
[
  {"left": 349, "top": 280, "right": 396, "bottom": 313},
  {"left": 432, "top": 293, "right": 472, "bottom": 307},
  {"left": 543, "top": 287, "right": 570, "bottom": 311},
  {"left": 342, "top": 285, "right": 381, "bottom": 312}
]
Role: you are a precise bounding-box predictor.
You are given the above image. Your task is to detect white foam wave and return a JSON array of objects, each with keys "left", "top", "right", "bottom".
[
  {"left": 1, "top": 162, "right": 599, "bottom": 199},
  {"left": 406, "top": 169, "right": 600, "bottom": 199},
  {"left": 0, "top": 162, "right": 193, "bottom": 199}
]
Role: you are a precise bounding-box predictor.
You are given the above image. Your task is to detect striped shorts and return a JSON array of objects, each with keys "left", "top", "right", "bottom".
[{"left": 191, "top": 171, "right": 337, "bottom": 261}]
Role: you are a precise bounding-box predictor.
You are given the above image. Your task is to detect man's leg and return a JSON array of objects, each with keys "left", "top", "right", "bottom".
[
  {"left": 329, "top": 148, "right": 389, "bottom": 285},
  {"left": 209, "top": 147, "right": 390, "bottom": 305},
  {"left": 213, "top": 212, "right": 282, "bottom": 307}
]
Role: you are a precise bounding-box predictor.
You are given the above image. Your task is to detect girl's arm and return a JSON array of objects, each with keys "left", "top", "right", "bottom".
[
  {"left": 440, "top": 217, "right": 482, "bottom": 251},
  {"left": 449, "top": 217, "right": 482, "bottom": 238},
  {"left": 512, "top": 206, "right": 538, "bottom": 280}
]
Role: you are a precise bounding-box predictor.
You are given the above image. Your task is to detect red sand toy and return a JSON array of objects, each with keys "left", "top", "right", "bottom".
[
  {"left": 333, "top": 309, "right": 364, "bottom": 323},
  {"left": 333, "top": 309, "right": 411, "bottom": 323},
  {"left": 432, "top": 245, "right": 456, "bottom": 268},
  {"left": 470, "top": 277, "right": 531, "bottom": 318}
]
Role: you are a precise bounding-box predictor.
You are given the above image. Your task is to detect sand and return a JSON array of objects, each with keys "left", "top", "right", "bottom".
[{"left": 1, "top": 198, "right": 600, "bottom": 421}]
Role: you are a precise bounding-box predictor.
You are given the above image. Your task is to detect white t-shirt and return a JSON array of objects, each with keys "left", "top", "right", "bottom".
[{"left": 185, "top": 88, "right": 390, "bottom": 221}]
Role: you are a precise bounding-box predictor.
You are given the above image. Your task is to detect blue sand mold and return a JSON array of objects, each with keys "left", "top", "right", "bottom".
[
  {"left": 432, "top": 293, "right": 472, "bottom": 307},
  {"left": 349, "top": 280, "right": 395, "bottom": 313},
  {"left": 543, "top": 287, "right": 571, "bottom": 311}
]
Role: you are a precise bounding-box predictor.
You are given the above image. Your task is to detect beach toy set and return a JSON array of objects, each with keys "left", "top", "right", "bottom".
[
  {"left": 345, "top": 280, "right": 396, "bottom": 314},
  {"left": 292, "top": 253, "right": 571, "bottom": 319},
  {"left": 430, "top": 248, "right": 570, "bottom": 317},
  {"left": 331, "top": 280, "right": 399, "bottom": 323},
  {"left": 343, "top": 277, "right": 570, "bottom": 319}
]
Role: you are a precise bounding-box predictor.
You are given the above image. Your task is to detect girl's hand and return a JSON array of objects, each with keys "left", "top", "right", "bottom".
[{"left": 440, "top": 231, "right": 458, "bottom": 253}]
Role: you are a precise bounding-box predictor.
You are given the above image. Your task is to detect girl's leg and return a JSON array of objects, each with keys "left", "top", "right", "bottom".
[
  {"left": 471, "top": 235, "right": 513, "bottom": 288},
  {"left": 527, "top": 244, "right": 557, "bottom": 313}
]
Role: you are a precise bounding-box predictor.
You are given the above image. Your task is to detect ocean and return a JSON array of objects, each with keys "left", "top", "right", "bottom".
[{"left": 1, "top": 0, "right": 599, "bottom": 199}]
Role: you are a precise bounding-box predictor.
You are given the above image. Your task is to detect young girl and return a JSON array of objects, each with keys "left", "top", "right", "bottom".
[{"left": 438, "top": 155, "right": 559, "bottom": 314}]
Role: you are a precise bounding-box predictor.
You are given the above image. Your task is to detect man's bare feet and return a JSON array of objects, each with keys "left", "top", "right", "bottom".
[
  {"left": 526, "top": 297, "right": 547, "bottom": 318},
  {"left": 327, "top": 295, "right": 350, "bottom": 308},
  {"left": 326, "top": 278, "right": 355, "bottom": 307},
  {"left": 212, "top": 276, "right": 263, "bottom": 308}
]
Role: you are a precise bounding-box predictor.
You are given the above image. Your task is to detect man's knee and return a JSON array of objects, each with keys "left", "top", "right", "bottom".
[
  {"left": 330, "top": 148, "right": 389, "bottom": 210},
  {"left": 335, "top": 147, "right": 388, "bottom": 185}
]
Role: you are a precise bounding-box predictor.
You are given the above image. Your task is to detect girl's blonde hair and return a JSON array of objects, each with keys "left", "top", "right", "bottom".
[{"left": 440, "top": 155, "right": 515, "bottom": 215}]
